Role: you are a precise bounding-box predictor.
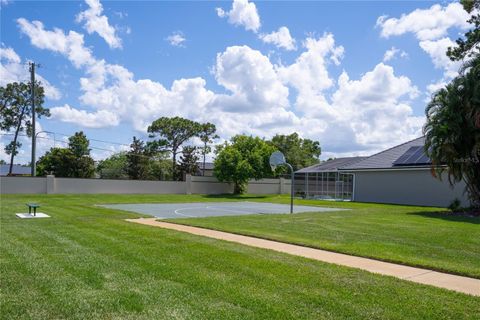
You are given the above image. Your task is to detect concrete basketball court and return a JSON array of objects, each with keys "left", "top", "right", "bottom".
[{"left": 100, "top": 201, "right": 345, "bottom": 219}]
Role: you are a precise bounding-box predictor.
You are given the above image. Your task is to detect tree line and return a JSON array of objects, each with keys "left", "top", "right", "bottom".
[{"left": 27, "top": 122, "right": 321, "bottom": 191}]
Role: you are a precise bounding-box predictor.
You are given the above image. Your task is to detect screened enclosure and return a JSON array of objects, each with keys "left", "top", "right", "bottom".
[{"left": 294, "top": 157, "right": 366, "bottom": 201}]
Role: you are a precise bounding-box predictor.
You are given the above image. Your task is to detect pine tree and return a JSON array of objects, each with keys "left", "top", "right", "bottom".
[
  {"left": 126, "top": 137, "right": 150, "bottom": 180},
  {"left": 178, "top": 146, "right": 200, "bottom": 179}
]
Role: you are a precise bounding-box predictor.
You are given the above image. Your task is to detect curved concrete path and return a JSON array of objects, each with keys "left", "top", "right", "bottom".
[{"left": 126, "top": 218, "right": 480, "bottom": 297}]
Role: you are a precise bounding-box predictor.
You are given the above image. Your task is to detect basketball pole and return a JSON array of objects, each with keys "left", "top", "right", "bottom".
[{"left": 286, "top": 163, "right": 294, "bottom": 214}]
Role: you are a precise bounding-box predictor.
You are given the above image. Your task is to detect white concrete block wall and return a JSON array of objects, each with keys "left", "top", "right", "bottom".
[
  {"left": 0, "top": 177, "right": 47, "bottom": 194},
  {"left": 54, "top": 178, "right": 186, "bottom": 194},
  {"left": 0, "top": 175, "right": 290, "bottom": 195},
  {"left": 247, "top": 179, "right": 281, "bottom": 194},
  {"left": 190, "top": 176, "right": 234, "bottom": 194}
]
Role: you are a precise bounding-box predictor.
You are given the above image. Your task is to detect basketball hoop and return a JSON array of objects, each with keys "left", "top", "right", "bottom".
[
  {"left": 269, "top": 151, "right": 286, "bottom": 172},
  {"left": 269, "top": 151, "right": 294, "bottom": 214}
]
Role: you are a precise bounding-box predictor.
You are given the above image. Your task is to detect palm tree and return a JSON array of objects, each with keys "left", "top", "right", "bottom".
[{"left": 424, "top": 54, "right": 480, "bottom": 208}]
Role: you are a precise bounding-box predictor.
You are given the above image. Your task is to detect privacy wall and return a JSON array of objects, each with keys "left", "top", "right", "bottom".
[{"left": 0, "top": 175, "right": 291, "bottom": 195}]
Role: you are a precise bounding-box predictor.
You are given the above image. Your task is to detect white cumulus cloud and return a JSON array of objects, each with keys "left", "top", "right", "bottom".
[
  {"left": 0, "top": 46, "right": 21, "bottom": 63},
  {"left": 376, "top": 2, "right": 473, "bottom": 99},
  {"left": 293, "top": 62, "right": 422, "bottom": 152},
  {"left": 76, "top": 0, "right": 122, "bottom": 49},
  {"left": 419, "top": 37, "right": 462, "bottom": 79},
  {"left": 376, "top": 3, "right": 470, "bottom": 41},
  {"left": 0, "top": 45, "right": 61, "bottom": 100},
  {"left": 211, "top": 45, "right": 289, "bottom": 112},
  {"left": 17, "top": 17, "right": 425, "bottom": 157},
  {"left": 165, "top": 31, "right": 186, "bottom": 47},
  {"left": 260, "top": 26, "right": 296, "bottom": 51},
  {"left": 216, "top": 0, "right": 261, "bottom": 33},
  {"left": 50, "top": 104, "right": 120, "bottom": 128},
  {"left": 17, "top": 18, "right": 96, "bottom": 68},
  {"left": 278, "top": 33, "right": 344, "bottom": 99},
  {"left": 383, "top": 46, "right": 408, "bottom": 62}
]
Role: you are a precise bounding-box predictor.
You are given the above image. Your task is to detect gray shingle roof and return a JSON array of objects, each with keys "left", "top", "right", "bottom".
[
  {"left": 342, "top": 137, "right": 427, "bottom": 170},
  {"left": 296, "top": 157, "right": 368, "bottom": 173}
]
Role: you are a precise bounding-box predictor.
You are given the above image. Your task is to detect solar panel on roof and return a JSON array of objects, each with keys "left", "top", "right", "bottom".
[
  {"left": 409, "top": 146, "right": 425, "bottom": 162},
  {"left": 392, "top": 146, "right": 422, "bottom": 165},
  {"left": 393, "top": 146, "right": 431, "bottom": 166},
  {"left": 416, "top": 153, "right": 431, "bottom": 165}
]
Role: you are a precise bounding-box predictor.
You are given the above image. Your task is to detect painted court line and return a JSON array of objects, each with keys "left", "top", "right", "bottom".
[
  {"left": 126, "top": 218, "right": 480, "bottom": 297},
  {"left": 173, "top": 208, "right": 197, "bottom": 217},
  {"left": 206, "top": 206, "right": 256, "bottom": 214}
]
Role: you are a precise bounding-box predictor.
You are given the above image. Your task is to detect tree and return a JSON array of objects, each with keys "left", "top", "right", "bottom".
[
  {"left": 68, "top": 131, "right": 95, "bottom": 178},
  {"left": 97, "top": 146, "right": 173, "bottom": 180},
  {"left": 178, "top": 146, "right": 200, "bottom": 177},
  {"left": 214, "top": 135, "right": 276, "bottom": 194},
  {"left": 269, "top": 132, "right": 321, "bottom": 171},
  {"left": 36, "top": 131, "right": 95, "bottom": 178},
  {"left": 0, "top": 81, "right": 49, "bottom": 175},
  {"left": 198, "top": 123, "right": 219, "bottom": 176},
  {"left": 147, "top": 117, "right": 201, "bottom": 180},
  {"left": 424, "top": 55, "right": 480, "bottom": 208},
  {"left": 97, "top": 152, "right": 128, "bottom": 179},
  {"left": 447, "top": 0, "right": 479, "bottom": 61},
  {"left": 68, "top": 131, "right": 90, "bottom": 158},
  {"left": 126, "top": 137, "right": 151, "bottom": 180},
  {"left": 36, "top": 148, "right": 75, "bottom": 177},
  {"left": 426, "top": 1, "right": 480, "bottom": 209},
  {"left": 149, "top": 158, "right": 174, "bottom": 181}
]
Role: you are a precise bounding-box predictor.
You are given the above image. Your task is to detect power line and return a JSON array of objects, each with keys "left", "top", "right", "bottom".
[
  {"left": 1, "top": 133, "right": 118, "bottom": 153},
  {"left": 37, "top": 136, "right": 118, "bottom": 154},
  {"left": 38, "top": 130, "right": 133, "bottom": 147},
  {"left": 0, "top": 133, "right": 161, "bottom": 160},
  {"left": 1, "top": 131, "right": 132, "bottom": 148},
  {"left": 37, "top": 136, "right": 164, "bottom": 160}
]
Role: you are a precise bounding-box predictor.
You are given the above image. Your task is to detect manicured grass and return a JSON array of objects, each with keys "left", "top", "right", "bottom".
[
  {"left": 173, "top": 195, "right": 480, "bottom": 279},
  {"left": 1, "top": 194, "right": 479, "bottom": 319}
]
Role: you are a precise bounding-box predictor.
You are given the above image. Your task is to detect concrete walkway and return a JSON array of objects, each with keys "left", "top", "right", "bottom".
[{"left": 126, "top": 218, "right": 480, "bottom": 297}]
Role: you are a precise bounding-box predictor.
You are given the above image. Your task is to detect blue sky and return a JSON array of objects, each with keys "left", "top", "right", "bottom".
[{"left": 0, "top": 0, "right": 472, "bottom": 163}]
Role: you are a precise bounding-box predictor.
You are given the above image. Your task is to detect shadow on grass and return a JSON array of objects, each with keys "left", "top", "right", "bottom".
[{"left": 406, "top": 211, "right": 480, "bottom": 224}]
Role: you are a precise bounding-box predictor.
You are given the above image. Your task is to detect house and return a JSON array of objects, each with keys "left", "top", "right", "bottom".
[
  {"left": 295, "top": 137, "right": 470, "bottom": 207},
  {"left": 195, "top": 162, "right": 215, "bottom": 177},
  {"left": 0, "top": 164, "right": 31, "bottom": 176}
]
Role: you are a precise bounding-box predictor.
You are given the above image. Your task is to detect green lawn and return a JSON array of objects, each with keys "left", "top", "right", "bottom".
[
  {"left": 173, "top": 195, "right": 480, "bottom": 279},
  {"left": 1, "top": 194, "right": 479, "bottom": 319}
]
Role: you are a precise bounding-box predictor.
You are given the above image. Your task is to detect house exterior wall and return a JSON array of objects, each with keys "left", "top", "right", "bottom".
[{"left": 352, "top": 169, "right": 470, "bottom": 207}]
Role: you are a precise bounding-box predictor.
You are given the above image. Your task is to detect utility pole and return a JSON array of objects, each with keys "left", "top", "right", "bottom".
[{"left": 30, "top": 62, "right": 36, "bottom": 177}]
